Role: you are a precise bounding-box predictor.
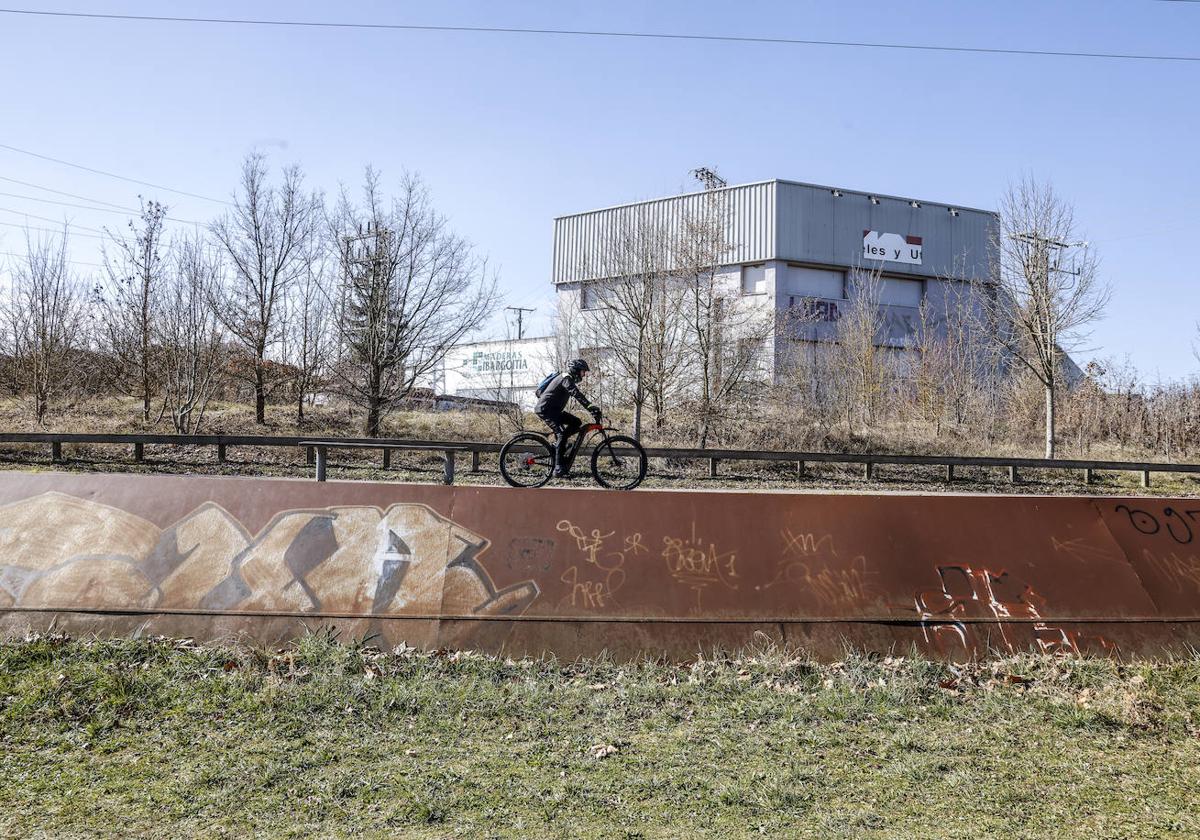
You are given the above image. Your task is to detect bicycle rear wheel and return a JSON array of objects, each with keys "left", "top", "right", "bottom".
[
  {"left": 499, "top": 433, "right": 555, "bottom": 488},
  {"left": 591, "top": 435, "right": 647, "bottom": 490}
]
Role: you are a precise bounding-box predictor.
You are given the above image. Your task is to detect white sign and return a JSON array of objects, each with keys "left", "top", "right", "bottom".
[{"left": 862, "top": 230, "right": 923, "bottom": 265}]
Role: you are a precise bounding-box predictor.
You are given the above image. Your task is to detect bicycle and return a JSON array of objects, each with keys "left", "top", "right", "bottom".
[{"left": 499, "top": 417, "right": 647, "bottom": 490}]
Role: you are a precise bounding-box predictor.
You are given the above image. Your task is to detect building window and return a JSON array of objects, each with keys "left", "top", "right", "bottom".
[
  {"left": 581, "top": 283, "right": 602, "bottom": 310},
  {"left": 786, "top": 265, "right": 844, "bottom": 300},
  {"left": 740, "top": 264, "right": 767, "bottom": 295},
  {"left": 878, "top": 277, "right": 923, "bottom": 308}
]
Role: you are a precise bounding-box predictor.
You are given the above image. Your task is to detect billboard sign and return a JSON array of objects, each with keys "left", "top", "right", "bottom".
[{"left": 862, "top": 230, "right": 923, "bottom": 265}]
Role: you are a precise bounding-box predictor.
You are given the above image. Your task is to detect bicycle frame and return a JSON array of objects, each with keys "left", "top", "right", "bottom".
[{"left": 559, "top": 423, "right": 615, "bottom": 472}]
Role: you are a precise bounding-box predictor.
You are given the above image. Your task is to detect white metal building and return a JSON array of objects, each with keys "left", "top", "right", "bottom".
[{"left": 551, "top": 179, "right": 1000, "bottom": 380}]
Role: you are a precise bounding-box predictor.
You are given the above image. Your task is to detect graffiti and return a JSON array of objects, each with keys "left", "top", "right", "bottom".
[
  {"left": 759, "top": 528, "right": 878, "bottom": 605},
  {"left": 559, "top": 566, "right": 609, "bottom": 610},
  {"left": 0, "top": 492, "right": 539, "bottom": 619},
  {"left": 555, "top": 519, "right": 644, "bottom": 611},
  {"left": 662, "top": 523, "right": 738, "bottom": 612},
  {"left": 1115, "top": 504, "right": 1200, "bottom": 544},
  {"left": 1050, "top": 536, "right": 1119, "bottom": 565},
  {"left": 1140, "top": 548, "right": 1200, "bottom": 594},
  {"left": 913, "top": 565, "right": 1111, "bottom": 656},
  {"left": 780, "top": 530, "right": 834, "bottom": 558}
]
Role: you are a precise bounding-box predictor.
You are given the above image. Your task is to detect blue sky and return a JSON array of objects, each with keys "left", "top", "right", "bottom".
[{"left": 0, "top": 1, "right": 1197, "bottom": 378}]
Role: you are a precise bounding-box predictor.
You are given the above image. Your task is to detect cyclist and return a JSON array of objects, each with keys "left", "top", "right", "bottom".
[{"left": 535, "top": 358, "right": 601, "bottom": 477}]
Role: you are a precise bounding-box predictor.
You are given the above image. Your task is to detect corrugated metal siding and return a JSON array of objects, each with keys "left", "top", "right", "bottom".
[
  {"left": 552, "top": 182, "right": 777, "bottom": 283},
  {"left": 775, "top": 182, "right": 996, "bottom": 281}
]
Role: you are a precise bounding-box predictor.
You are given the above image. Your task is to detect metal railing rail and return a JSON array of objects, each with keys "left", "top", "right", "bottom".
[{"left": 0, "top": 431, "right": 1195, "bottom": 488}]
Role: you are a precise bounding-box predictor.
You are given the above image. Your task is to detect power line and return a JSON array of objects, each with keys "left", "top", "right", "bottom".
[
  {"left": 0, "top": 190, "right": 200, "bottom": 225},
  {"left": 0, "top": 250, "right": 104, "bottom": 269},
  {"left": 0, "top": 175, "right": 137, "bottom": 211},
  {"left": 0, "top": 206, "right": 107, "bottom": 235},
  {"left": 0, "top": 141, "right": 229, "bottom": 204},
  {"left": 0, "top": 8, "right": 1197, "bottom": 63},
  {"left": 0, "top": 219, "right": 108, "bottom": 241}
]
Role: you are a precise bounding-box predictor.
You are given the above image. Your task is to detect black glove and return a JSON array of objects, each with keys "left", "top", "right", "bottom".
[{"left": 589, "top": 406, "right": 602, "bottom": 422}]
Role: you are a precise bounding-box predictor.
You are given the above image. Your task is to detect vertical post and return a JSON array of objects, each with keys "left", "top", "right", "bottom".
[
  {"left": 471, "top": 450, "right": 481, "bottom": 473},
  {"left": 51, "top": 441, "right": 62, "bottom": 463},
  {"left": 1142, "top": 470, "right": 1151, "bottom": 488},
  {"left": 382, "top": 448, "right": 391, "bottom": 470},
  {"left": 796, "top": 460, "right": 806, "bottom": 479},
  {"left": 945, "top": 463, "right": 955, "bottom": 483},
  {"left": 1084, "top": 467, "right": 1093, "bottom": 485},
  {"left": 709, "top": 458, "right": 718, "bottom": 478},
  {"left": 217, "top": 443, "right": 227, "bottom": 464},
  {"left": 864, "top": 461, "right": 874, "bottom": 481},
  {"left": 444, "top": 450, "right": 455, "bottom": 485},
  {"left": 315, "top": 445, "right": 327, "bottom": 482},
  {"left": 1009, "top": 465, "right": 1019, "bottom": 483},
  {"left": 133, "top": 442, "right": 144, "bottom": 462},
  {"left": 306, "top": 445, "right": 314, "bottom": 466}
]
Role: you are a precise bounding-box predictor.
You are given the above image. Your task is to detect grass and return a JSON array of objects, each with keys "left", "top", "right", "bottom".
[{"left": 1, "top": 633, "right": 1199, "bottom": 838}]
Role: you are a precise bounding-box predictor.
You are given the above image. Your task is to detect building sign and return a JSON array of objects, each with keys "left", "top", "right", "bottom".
[
  {"left": 465, "top": 349, "right": 529, "bottom": 375},
  {"left": 862, "top": 230, "right": 923, "bottom": 265},
  {"left": 434, "top": 337, "right": 557, "bottom": 409}
]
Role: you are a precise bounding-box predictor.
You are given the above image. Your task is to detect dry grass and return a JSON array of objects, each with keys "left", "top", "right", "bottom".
[
  {"left": 2, "top": 633, "right": 1199, "bottom": 839},
  {"left": 1, "top": 396, "right": 1197, "bottom": 497}
]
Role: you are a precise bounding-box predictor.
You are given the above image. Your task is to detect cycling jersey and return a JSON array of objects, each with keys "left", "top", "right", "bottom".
[{"left": 534, "top": 372, "right": 596, "bottom": 418}]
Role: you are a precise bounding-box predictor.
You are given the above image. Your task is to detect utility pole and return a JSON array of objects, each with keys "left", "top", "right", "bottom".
[
  {"left": 505, "top": 306, "right": 535, "bottom": 340},
  {"left": 691, "top": 166, "right": 727, "bottom": 191}
]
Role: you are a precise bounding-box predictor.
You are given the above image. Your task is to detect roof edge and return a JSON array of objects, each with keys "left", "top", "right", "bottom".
[{"left": 554, "top": 178, "right": 997, "bottom": 221}]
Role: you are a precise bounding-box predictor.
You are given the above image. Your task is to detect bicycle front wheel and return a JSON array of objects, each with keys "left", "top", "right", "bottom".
[
  {"left": 499, "top": 433, "right": 555, "bottom": 488},
  {"left": 590, "top": 435, "right": 647, "bottom": 490}
]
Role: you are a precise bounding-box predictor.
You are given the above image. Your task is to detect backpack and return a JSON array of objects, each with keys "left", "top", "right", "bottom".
[{"left": 534, "top": 371, "right": 559, "bottom": 398}]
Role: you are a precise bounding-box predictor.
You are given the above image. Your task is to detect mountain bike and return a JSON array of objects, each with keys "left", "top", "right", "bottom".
[{"left": 499, "top": 418, "right": 647, "bottom": 490}]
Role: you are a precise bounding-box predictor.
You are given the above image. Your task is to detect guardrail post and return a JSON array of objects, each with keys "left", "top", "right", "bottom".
[
  {"left": 217, "top": 443, "right": 227, "bottom": 464},
  {"left": 1084, "top": 467, "right": 1093, "bottom": 485},
  {"left": 471, "top": 450, "right": 481, "bottom": 473},
  {"left": 864, "top": 461, "right": 874, "bottom": 480},
  {"left": 945, "top": 464, "right": 955, "bottom": 483},
  {"left": 133, "top": 442, "right": 144, "bottom": 462},
  {"left": 382, "top": 448, "right": 391, "bottom": 470},
  {"left": 444, "top": 450, "right": 455, "bottom": 485},
  {"left": 305, "top": 446, "right": 314, "bottom": 466},
  {"left": 796, "top": 460, "right": 806, "bottom": 479},
  {"left": 51, "top": 441, "right": 62, "bottom": 463},
  {"left": 1142, "top": 470, "right": 1151, "bottom": 488},
  {"left": 1009, "top": 465, "right": 1019, "bottom": 483},
  {"left": 315, "top": 446, "right": 327, "bottom": 482},
  {"left": 709, "top": 458, "right": 718, "bottom": 478}
]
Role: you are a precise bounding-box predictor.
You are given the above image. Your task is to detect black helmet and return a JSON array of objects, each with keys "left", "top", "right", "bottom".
[{"left": 567, "top": 358, "right": 590, "bottom": 377}]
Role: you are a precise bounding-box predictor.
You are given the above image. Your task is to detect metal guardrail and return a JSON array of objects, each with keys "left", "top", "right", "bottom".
[{"left": 0, "top": 431, "right": 1196, "bottom": 488}]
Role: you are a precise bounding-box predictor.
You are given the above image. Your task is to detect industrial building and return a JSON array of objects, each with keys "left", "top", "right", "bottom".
[{"left": 551, "top": 178, "right": 1000, "bottom": 381}]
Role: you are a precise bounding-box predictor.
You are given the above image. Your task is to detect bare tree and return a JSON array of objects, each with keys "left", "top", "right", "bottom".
[
  {"left": 282, "top": 247, "right": 334, "bottom": 424},
  {"left": 97, "top": 199, "right": 168, "bottom": 423},
  {"left": 159, "top": 233, "right": 227, "bottom": 433},
  {"left": 673, "top": 188, "right": 774, "bottom": 447},
  {"left": 829, "top": 267, "right": 890, "bottom": 436},
  {"left": 982, "top": 177, "right": 1108, "bottom": 458},
  {"left": 3, "top": 229, "right": 88, "bottom": 425},
  {"left": 329, "top": 169, "right": 497, "bottom": 437},
  {"left": 210, "top": 153, "right": 319, "bottom": 424},
  {"left": 910, "top": 278, "right": 999, "bottom": 434},
  {"left": 583, "top": 206, "right": 689, "bottom": 439}
]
